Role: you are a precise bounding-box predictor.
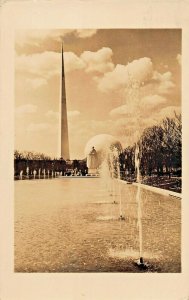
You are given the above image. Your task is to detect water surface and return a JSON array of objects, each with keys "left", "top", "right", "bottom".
[{"left": 15, "top": 178, "right": 181, "bottom": 272}]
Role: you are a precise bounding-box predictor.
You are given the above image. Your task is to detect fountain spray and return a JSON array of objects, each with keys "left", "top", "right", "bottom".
[
  {"left": 117, "top": 160, "right": 125, "bottom": 220},
  {"left": 135, "top": 138, "right": 148, "bottom": 269},
  {"left": 109, "top": 152, "right": 117, "bottom": 204},
  {"left": 112, "top": 147, "right": 125, "bottom": 220}
]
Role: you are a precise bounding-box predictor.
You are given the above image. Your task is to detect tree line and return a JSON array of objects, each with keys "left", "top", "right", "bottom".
[
  {"left": 14, "top": 150, "right": 87, "bottom": 176},
  {"left": 120, "top": 113, "right": 181, "bottom": 178}
]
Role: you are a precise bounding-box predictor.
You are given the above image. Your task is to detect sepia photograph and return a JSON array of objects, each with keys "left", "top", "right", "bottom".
[
  {"left": 14, "top": 28, "right": 181, "bottom": 273},
  {"left": 1, "top": 1, "right": 189, "bottom": 299}
]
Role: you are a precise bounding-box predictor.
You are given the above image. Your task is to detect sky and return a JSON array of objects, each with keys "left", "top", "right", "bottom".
[{"left": 15, "top": 29, "right": 181, "bottom": 159}]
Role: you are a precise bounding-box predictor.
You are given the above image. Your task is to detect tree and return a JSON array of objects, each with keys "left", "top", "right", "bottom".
[
  {"left": 161, "top": 114, "right": 181, "bottom": 177},
  {"left": 140, "top": 125, "right": 164, "bottom": 176}
]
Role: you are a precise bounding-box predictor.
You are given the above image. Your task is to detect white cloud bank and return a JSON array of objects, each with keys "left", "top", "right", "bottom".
[
  {"left": 64, "top": 52, "right": 86, "bottom": 72},
  {"left": 97, "top": 57, "right": 153, "bottom": 92},
  {"left": 16, "top": 47, "right": 175, "bottom": 99},
  {"left": 80, "top": 47, "right": 114, "bottom": 73},
  {"left": 16, "top": 47, "right": 114, "bottom": 88},
  {"left": 152, "top": 71, "right": 175, "bottom": 95},
  {"left": 16, "top": 51, "right": 60, "bottom": 79}
]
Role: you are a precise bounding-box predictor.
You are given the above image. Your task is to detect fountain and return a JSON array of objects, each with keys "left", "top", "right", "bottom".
[
  {"left": 47, "top": 170, "right": 50, "bottom": 178},
  {"left": 106, "top": 76, "right": 149, "bottom": 268},
  {"left": 43, "top": 169, "right": 46, "bottom": 179},
  {"left": 108, "top": 151, "right": 118, "bottom": 203},
  {"left": 26, "top": 166, "right": 29, "bottom": 179},
  {"left": 100, "top": 159, "right": 112, "bottom": 194},
  {"left": 33, "top": 169, "right": 37, "bottom": 180},
  {"left": 134, "top": 140, "right": 148, "bottom": 269},
  {"left": 38, "top": 168, "right": 41, "bottom": 179},
  {"left": 19, "top": 170, "right": 23, "bottom": 180},
  {"left": 110, "top": 147, "right": 125, "bottom": 219},
  {"left": 97, "top": 143, "right": 126, "bottom": 222},
  {"left": 116, "top": 160, "right": 125, "bottom": 220}
]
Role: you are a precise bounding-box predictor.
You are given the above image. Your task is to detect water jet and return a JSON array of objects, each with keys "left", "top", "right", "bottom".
[{"left": 19, "top": 170, "right": 23, "bottom": 180}]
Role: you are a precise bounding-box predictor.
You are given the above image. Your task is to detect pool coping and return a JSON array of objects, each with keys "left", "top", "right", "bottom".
[{"left": 120, "top": 180, "right": 182, "bottom": 199}]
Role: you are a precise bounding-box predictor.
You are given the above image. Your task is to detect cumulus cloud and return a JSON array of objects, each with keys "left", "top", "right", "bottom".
[
  {"left": 16, "top": 104, "right": 37, "bottom": 115},
  {"left": 177, "top": 54, "right": 181, "bottom": 66},
  {"left": 64, "top": 52, "right": 86, "bottom": 72},
  {"left": 80, "top": 47, "right": 114, "bottom": 73},
  {"left": 127, "top": 57, "right": 153, "bottom": 83},
  {"left": 16, "top": 51, "right": 60, "bottom": 79},
  {"left": 97, "top": 64, "right": 130, "bottom": 91},
  {"left": 16, "top": 50, "right": 85, "bottom": 80},
  {"left": 98, "top": 57, "right": 153, "bottom": 92},
  {"left": 27, "top": 123, "right": 51, "bottom": 132},
  {"left": 97, "top": 57, "right": 175, "bottom": 98},
  {"left": 152, "top": 71, "right": 175, "bottom": 95},
  {"left": 16, "top": 47, "right": 114, "bottom": 86},
  {"left": 75, "top": 29, "right": 98, "bottom": 38}
]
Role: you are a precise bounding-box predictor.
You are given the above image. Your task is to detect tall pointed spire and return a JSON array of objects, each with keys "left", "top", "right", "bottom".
[{"left": 60, "top": 40, "right": 70, "bottom": 160}]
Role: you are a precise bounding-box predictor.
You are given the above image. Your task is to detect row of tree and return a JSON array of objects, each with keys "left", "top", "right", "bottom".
[
  {"left": 14, "top": 150, "right": 52, "bottom": 161},
  {"left": 14, "top": 150, "right": 88, "bottom": 176},
  {"left": 120, "top": 113, "right": 181, "bottom": 178}
]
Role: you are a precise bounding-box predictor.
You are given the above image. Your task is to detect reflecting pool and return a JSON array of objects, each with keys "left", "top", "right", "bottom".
[{"left": 15, "top": 178, "right": 181, "bottom": 272}]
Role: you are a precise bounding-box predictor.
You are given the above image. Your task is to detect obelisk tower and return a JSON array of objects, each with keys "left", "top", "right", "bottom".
[{"left": 60, "top": 42, "right": 70, "bottom": 160}]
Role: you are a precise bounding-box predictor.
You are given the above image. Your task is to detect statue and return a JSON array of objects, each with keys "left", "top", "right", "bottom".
[{"left": 87, "top": 146, "right": 99, "bottom": 175}]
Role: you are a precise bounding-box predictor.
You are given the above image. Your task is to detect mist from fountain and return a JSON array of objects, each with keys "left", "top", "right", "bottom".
[{"left": 38, "top": 168, "right": 41, "bottom": 179}]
